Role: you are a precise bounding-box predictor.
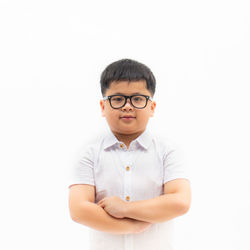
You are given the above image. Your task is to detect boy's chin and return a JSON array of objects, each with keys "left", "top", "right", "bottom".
[{"left": 113, "top": 128, "right": 144, "bottom": 135}]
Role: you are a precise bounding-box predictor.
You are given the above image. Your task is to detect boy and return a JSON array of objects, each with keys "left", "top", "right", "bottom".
[{"left": 68, "top": 59, "right": 191, "bottom": 250}]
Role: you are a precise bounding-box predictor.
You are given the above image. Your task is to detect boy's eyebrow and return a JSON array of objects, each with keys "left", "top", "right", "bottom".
[{"left": 111, "top": 92, "right": 144, "bottom": 95}]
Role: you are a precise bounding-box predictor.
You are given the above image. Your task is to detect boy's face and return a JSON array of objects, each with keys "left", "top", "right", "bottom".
[{"left": 100, "top": 80, "right": 156, "bottom": 137}]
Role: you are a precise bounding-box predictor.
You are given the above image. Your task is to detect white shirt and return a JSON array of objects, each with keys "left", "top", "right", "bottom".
[{"left": 68, "top": 129, "right": 190, "bottom": 250}]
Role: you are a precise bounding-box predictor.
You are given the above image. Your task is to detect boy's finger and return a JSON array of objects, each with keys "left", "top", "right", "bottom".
[{"left": 97, "top": 200, "right": 104, "bottom": 206}]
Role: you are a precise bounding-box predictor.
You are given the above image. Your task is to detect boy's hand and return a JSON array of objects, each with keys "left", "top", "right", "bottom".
[{"left": 97, "top": 196, "right": 127, "bottom": 218}]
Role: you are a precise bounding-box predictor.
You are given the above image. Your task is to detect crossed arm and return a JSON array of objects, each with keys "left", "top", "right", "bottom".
[{"left": 97, "top": 178, "right": 191, "bottom": 223}]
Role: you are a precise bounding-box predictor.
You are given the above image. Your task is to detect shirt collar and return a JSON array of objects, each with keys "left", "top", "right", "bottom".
[
  {"left": 103, "top": 130, "right": 153, "bottom": 150},
  {"left": 136, "top": 130, "right": 153, "bottom": 150}
]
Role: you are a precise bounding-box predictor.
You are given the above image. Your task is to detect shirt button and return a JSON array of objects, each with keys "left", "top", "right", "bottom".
[
  {"left": 126, "top": 166, "right": 130, "bottom": 171},
  {"left": 126, "top": 196, "right": 130, "bottom": 201}
]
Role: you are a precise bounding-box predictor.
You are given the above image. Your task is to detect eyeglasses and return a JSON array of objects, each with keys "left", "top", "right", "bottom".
[{"left": 103, "top": 94, "right": 153, "bottom": 109}]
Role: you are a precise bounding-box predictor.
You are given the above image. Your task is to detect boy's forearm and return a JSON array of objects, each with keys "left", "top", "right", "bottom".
[
  {"left": 71, "top": 201, "right": 139, "bottom": 234},
  {"left": 124, "top": 193, "right": 189, "bottom": 223}
]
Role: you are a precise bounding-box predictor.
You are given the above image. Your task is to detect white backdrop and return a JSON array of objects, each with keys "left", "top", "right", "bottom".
[{"left": 0, "top": 1, "right": 250, "bottom": 249}]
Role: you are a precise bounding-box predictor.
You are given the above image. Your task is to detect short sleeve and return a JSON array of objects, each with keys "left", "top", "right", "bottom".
[
  {"left": 163, "top": 143, "right": 190, "bottom": 184},
  {"left": 68, "top": 146, "right": 95, "bottom": 188}
]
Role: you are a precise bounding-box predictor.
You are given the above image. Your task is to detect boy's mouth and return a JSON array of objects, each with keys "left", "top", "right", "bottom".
[
  {"left": 121, "top": 115, "right": 135, "bottom": 118},
  {"left": 120, "top": 115, "right": 136, "bottom": 120}
]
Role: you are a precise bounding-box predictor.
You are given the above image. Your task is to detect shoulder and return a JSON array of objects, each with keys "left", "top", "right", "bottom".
[
  {"left": 147, "top": 131, "right": 186, "bottom": 166},
  {"left": 75, "top": 130, "right": 108, "bottom": 160},
  {"left": 149, "top": 131, "right": 181, "bottom": 154}
]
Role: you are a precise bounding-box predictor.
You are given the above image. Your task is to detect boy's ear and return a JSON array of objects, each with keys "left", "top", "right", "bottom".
[
  {"left": 100, "top": 99, "right": 105, "bottom": 117},
  {"left": 150, "top": 101, "right": 156, "bottom": 117}
]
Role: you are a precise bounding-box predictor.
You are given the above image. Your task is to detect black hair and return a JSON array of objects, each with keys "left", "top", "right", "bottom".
[{"left": 100, "top": 59, "right": 156, "bottom": 97}]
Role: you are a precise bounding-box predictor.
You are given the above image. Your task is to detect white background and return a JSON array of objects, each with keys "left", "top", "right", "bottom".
[{"left": 0, "top": 1, "right": 250, "bottom": 249}]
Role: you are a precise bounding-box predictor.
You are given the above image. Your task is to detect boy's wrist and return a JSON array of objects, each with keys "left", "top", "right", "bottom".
[
  {"left": 121, "top": 218, "right": 138, "bottom": 234},
  {"left": 125, "top": 218, "right": 153, "bottom": 234},
  {"left": 123, "top": 201, "right": 131, "bottom": 218}
]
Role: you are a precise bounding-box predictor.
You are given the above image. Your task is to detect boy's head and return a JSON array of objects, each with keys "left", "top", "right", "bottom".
[
  {"left": 100, "top": 58, "right": 156, "bottom": 97},
  {"left": 99, "top": 59, "right": 157, "bottom": 140}
]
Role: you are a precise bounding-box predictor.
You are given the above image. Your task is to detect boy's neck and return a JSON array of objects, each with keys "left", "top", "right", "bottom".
[{"left": 112, "top": 130, "right": 145, "bottom": 149}]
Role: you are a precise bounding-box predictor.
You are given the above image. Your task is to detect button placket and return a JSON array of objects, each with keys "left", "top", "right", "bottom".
[
  {"left": 124, "top": 153, "right": 133, "bottom": 250},
  {"left": 124, "top": 164, "right": 131, "bottom": 202},
  {"left": 118, "top": 143, "right": 139, "bottom": 204},
  {"left": 122, "top": 151, "right": 132, "bottom": 203}
]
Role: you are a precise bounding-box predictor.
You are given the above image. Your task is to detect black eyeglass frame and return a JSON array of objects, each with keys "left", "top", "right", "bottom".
[{"left": 103, "top": 94, "right": 153, "bottom": 109}]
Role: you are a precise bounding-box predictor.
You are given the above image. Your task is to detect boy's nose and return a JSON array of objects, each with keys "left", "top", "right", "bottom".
[{"left": 122, "top": 99, "right": 134, "bottom": 110}]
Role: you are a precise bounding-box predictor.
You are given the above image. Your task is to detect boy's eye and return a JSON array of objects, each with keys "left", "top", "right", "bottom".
[
  {"left": 112, "top": 97, "right": 124, "bottom": 102},
  {"left": 132, "top": 96, "right": 143, "bottom": 102}
]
